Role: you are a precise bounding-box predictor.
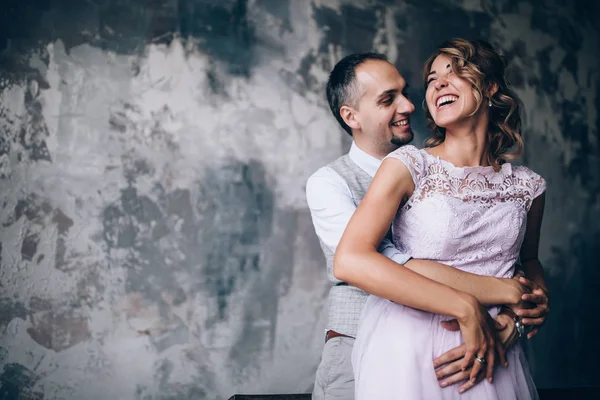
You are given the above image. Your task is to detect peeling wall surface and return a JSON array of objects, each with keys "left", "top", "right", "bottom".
[{"left": 0, "top": 0, "right": 598, "bottom": 398}]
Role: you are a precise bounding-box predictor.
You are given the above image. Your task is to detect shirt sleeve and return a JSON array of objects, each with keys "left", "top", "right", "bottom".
[
  {"left": 305, "top": 167, "right": 358, "bottom": 253},
  {"left": 378, "top": 240, "right": 412, "bottom": 265},
  {"left": 306, "top": 166, "right": 410, "bottom": 264}
]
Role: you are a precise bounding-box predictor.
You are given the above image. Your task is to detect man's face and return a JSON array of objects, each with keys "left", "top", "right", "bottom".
[{"left": 352, "top": 60, "right": 415, "bottom": 153}]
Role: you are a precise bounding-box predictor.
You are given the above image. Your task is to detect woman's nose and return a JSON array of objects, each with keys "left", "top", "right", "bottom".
[{"left": 435, "top": 78, "right": 447, "bottom": 90}]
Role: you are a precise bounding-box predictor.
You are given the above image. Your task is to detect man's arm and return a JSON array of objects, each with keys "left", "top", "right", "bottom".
[{"left": 516, "top": 194, "right": 549, "bottom": 338}]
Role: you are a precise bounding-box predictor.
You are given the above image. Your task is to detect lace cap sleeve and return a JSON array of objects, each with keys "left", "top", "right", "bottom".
[
  {"left": 383, "top": 145, "right": 425, "bottom": 187},
  {"left": 530, "top": 170, "right": 547, "bottom": 199},
  {"left": 514, "top": 166, "right": 547, "bottom": 211}
]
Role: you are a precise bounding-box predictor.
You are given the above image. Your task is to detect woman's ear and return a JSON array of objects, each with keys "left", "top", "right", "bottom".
[
  {"left": 487, "top": 82, "right": 499, "bottom": 99},
  {"left": 340, "top": 105, "right": 360, "bottom": 131}
]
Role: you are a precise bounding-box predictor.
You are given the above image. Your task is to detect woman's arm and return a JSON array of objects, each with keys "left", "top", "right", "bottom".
[
  {"left": 334, "top": 157, "right": 474, "bottom": 316},
  {"left": 334, "top": 156, "right": 504, "bottom": 381},
  {"left": 402, "top": 259, "right": 525, "bottom": 306}
]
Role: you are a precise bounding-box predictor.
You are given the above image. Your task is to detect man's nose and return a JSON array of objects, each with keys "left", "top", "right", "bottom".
[{"left": 397, "top": 96, "right": 415, "bottom": 114}]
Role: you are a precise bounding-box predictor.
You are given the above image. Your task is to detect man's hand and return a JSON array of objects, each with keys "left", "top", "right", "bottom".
[
  {"left": 514, "top": 276, "right": 549, "bottom": 339},
  {"left": 434, "top": 314, "right": 510, "bottom": 393}
]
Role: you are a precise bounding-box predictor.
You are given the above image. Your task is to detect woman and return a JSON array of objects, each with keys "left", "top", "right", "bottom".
[{"left": 334, "top": 38, "right": 547, "bottom": 399}]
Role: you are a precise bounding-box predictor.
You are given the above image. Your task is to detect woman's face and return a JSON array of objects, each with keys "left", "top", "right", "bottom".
[{"left": 425, "top": 54, "right": 480, "bottom": 128}]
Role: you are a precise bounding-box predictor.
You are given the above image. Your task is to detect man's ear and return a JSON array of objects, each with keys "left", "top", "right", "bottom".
[
  {"left": 340, "top": 105, "right": 360, "bottom": 131},
  {"left": 487, "top": 82, "right": 499, "bottom": 99}
]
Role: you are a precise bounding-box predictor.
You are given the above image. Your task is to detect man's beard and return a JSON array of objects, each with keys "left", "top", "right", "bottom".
[{"left": 390, "top": 130, "right": 414, "bottom": 147}]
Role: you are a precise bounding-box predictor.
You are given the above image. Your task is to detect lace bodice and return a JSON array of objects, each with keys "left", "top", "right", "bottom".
[{"left": 386, "top": 145, "right": 546, "bottom": 278}]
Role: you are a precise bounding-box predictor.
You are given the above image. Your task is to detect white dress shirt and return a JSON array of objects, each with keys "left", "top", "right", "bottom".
[{"left": 306, "top": 142, "right": 411, "bottom": 266}]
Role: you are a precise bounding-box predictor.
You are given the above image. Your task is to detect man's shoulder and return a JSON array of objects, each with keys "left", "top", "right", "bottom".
[
  {"left": 306, "top": 154, "right": 350, "bottom": 184},
  {"left": 306, "top": 164, "right": 342, "bottom": 189},
  {"left": 305, "top": 158, "right": 356, "bottom": 208}
]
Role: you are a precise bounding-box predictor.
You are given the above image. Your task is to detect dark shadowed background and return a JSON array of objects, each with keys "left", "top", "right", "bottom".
[{"left": 0, "top": 0, "right": 598, "bottom": 399}]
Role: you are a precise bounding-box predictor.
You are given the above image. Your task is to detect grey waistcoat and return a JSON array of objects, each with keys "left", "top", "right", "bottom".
[{"left": 319, "top": 154, "right": 375, "bottom": 338}]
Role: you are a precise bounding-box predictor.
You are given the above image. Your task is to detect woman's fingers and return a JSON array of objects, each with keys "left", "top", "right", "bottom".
[
  {"left": 469, "top": 346, "right": 485, "bottom": 383},
  {"left": 461, "top": 347, "right": 475, "bottom": 372},
  {"left": 496, "top": 338, "right": 508, "bottom": 367},
  {"left": 485, "top": 346, "right": 495, "bottom": 382}
]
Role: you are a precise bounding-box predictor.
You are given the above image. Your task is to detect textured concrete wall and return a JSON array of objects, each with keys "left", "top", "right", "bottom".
[{"left": 0, "top": 0, "right": 598, "bottom": 398}]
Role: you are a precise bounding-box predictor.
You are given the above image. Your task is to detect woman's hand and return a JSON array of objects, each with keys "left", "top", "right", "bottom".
[
  {"left": 434, "top": 311, "right": 512, "bottom": 393},
  {"left": 501, "top": 275, "right": 549, "bottom": 339},
  {"left": 515, "top": 277, "right": 550, "bottom": 338},
  {"left": 498, "top": 274, "right": 530, "bottom": 307},
  {"left": 495, "top": 312, "right": 519, "bottom": 348},
  {"left": 456, "top": 294, "right": 507, "bottom": 388}
]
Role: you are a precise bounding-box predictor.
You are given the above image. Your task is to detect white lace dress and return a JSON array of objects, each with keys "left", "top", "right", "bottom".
[{"left": 352, "top": 145, "right": 545, "bottom": 399}]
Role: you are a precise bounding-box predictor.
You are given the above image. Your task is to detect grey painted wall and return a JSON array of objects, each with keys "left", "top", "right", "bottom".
[{"left": 0, "top": 0, "right": 598, "bottom": 398}]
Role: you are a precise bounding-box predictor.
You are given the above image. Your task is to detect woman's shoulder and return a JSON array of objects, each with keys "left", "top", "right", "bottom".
[{"left": 383, "top": 145, "right": 428, "bottom": 182}]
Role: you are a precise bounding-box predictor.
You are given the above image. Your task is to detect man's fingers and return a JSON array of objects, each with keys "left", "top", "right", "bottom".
[
  {"left": 440, "top": 319, "right": 460, "bottom": 332},
  {"left": 532, "top": 286, "right": 548, "bottom": 295},
  {"left": 513, "top": 270, "right": 526, "bottom": 279},
  {"left": 518, "top": 276, "right": 535, "bottom": 289},
  {"left": 458, "top": 371, "right": 485, "bottom": 394},
  {"left": 435, "top": 359, "right": 463, "bottom": 380},
  {"left": 433, "top": 344, "right": 466, "bottom": 368},
  {"left": 517, "top": 307, "right": 544, "bottom": 318},
  {"left": 521, "top": 317, "right": 545, "bottom": 326},
  {"left": 521, "top": 293, "right": 547, "bottom": 304},
  {"left": 527, "top": 327, "right": 540, "bottom": 339},
  {"left": 439, "top": 368, "right": 471, "bottom": 388}
]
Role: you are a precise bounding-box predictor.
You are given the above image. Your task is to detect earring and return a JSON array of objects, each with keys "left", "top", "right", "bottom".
[{"left": 488, "top": 99, "right": 492, "bottom": 107}]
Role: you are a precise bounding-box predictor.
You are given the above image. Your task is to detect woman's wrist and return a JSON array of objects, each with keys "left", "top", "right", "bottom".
[
  {"left": 489, "top": 277, "right": 523, "bottom": 306},
  {"left": 453, "top": 292, "right": 479, "bottom": 323},
  {"left": 499, "top": 306, "right": 526, "bottom": 340},
  {"left": 496, "top": 312, "right": 517, "bottom": 347},
  {"left": 496, "top": 277, "right": 523, "bottom": 305}
]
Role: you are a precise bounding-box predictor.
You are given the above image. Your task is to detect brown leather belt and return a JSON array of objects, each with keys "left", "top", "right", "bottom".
[{"left": 326, "top": 330, "right": 352, "bottom": 342}]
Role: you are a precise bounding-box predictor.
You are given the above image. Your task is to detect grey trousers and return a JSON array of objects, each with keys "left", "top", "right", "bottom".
[{"left": 312, "top": 336, "right": 355, "bottom": 400}]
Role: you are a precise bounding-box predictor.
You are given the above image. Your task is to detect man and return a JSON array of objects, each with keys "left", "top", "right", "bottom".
[{"left": 307, "top": 52, "right": 549, "bottom": 399}]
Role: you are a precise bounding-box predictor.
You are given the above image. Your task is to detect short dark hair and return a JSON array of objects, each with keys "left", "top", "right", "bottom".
[{"left": 326, "top": 52, "right": 388, "bottom": 136}]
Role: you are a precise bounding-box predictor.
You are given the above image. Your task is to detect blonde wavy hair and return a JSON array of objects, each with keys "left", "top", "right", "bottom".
[{"left": 423, "top": 38, "right": 524, "bottom": 171}]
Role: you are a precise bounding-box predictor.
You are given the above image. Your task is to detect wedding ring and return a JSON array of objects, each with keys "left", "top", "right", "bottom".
[{"left": 475, "top": 355, "right": 486, "bottom": 364}]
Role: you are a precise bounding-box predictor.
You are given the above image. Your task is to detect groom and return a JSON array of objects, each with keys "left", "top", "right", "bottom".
[{"left": 307, "top": 52, "right": 550, "bottom": 399}]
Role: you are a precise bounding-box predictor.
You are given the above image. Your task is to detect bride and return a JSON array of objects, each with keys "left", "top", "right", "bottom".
[{"left": 334, "top": 38, "right": 546, "bottom": 399}]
